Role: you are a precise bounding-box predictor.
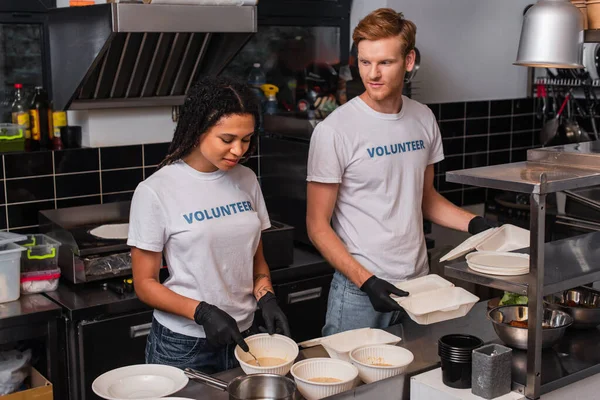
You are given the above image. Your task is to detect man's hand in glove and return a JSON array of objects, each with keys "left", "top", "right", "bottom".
[
  {"left": 468, "top": 216, "right": 496, "bottom": 235},
  {"left": 258, "top": 292, "right": 291, "bottom": 337},
  {"left": 194, "top": 302, "right": 249, "bottom": 352},
  {"left": 360, "top": 275, "right": 409, "bottom": 313}
]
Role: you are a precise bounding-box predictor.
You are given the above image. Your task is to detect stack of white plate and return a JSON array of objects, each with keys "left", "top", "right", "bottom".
[{"left": 465, "top": 251, "right": 530, "bottom": 276}]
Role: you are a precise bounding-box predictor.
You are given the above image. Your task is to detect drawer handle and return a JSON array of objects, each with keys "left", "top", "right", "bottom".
[
  {"left": 130, "top": 322, "right": 152, "bottom": 338},
  {"left": 287, "top": 287, "right": 322, "bottom": 304}
]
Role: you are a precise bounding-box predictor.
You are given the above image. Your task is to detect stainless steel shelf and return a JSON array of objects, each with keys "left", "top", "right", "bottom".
[
  {"left": 445, "top": 231, "right": 600, "bottom": 296},
  {"left": 447, "top": 141, "right": 600, "bottom": 194},
  {"left": 509, "top": 327, "right": 600, "bottom": 396},
  {"left": 446, "top": 161, "right": 600, "bottom": 195}
]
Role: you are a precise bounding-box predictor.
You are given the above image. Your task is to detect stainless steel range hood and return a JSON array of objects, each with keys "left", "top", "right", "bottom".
[{"left": 48, "top": 3, "right": 256, "bottom": 110}]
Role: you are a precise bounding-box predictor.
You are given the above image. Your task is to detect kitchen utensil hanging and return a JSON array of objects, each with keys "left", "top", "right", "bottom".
[{"left": 540, "top": 93, "right": 570, "bottom": 146}]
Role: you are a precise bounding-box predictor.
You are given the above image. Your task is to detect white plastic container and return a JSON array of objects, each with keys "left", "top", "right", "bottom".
[
  {"left": 234, "top": 333, "right": 298, "bottom": 376},
  {"left": 475, "top": 224, "right": 530, "bottom": 252},
  {"left": 439, "top": 224, "right": 529, "bottom": 262},
  {"left": 0, "top": 242, "right": 27, "bottom": 303},
  {"left": 299, "top": 328, "right": 402, "bottom": 362},
  {"left": 397, "top": 286, "right": 479, "bottom": 325},
  {"left": 349, "top": 344, "right": 414, "bottom": 384},
  {"left": 290, "top": 358, "right": 358, "bottom": 400},
  {"left": 394, "top": 274, "right": 453, "bottom": 295}
]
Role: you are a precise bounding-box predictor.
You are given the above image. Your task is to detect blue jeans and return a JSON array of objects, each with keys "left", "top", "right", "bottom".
[
  {"left": 145, "top": 317, "right": 252, "bottom": 374},
  {"left": 322, "top": 271, "right": 404, "bottom": 336}
]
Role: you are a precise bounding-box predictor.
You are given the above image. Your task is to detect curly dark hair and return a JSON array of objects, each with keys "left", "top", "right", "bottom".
[{"left": 159, "top": 76, "right": 261, "bottom": 168}]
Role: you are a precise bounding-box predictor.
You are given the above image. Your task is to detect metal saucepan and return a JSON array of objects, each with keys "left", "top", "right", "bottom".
[
  {"left": 487, "top": 305, "right": 573, "bottom": 350},
  {"left": 544, "top": 286, "right": 600, "bottom": 329},
  {"left": 185, "top": 368, "right": 297, "bottom": 400}
]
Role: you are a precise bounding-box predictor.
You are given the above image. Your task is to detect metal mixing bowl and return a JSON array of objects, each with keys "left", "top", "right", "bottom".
[
  {"left": 487, "top": 305, "right": 573, "bottom": 349},
  {"left": 544, "top": 286, "right": 600, "bottom": 329}
]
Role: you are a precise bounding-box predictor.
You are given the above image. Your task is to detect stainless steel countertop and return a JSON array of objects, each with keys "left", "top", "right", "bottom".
[
  {"left": 173, "top": 301, "right": 498, "bottom": 400},
  {"left": 0, "top": 293, "right": 62, "bottom": 328}
]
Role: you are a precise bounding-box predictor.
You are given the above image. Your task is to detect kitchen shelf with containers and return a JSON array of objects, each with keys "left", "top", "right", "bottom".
[{"left": 442, "top": 141, "right": 600, "bottom": 399}]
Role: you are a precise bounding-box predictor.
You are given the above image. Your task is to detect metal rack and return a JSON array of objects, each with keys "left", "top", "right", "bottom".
[{"left": 444, "top": 141, "right": 600, "bottom": 399}]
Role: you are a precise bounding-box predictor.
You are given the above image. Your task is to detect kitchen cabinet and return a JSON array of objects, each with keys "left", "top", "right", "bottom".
[
  {"left": 77, "top": 311, "right": 153, "bottom": 400},
  {"left": 273, "top": 273, "right": 334, "bottom": 342}
]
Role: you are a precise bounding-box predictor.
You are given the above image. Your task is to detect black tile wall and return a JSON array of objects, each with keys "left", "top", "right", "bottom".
[
  {"left": 55, "top": 148, "right": 99, "bottom": 173},
  {"left": 102, "top": 168, "right": 143, "bottom": 193},
  {"left": 144, "top": 142, "right": 170, "bottom": 166},
  {"left": 436, "top": 97, "right": 541, "bottom": 207},
  {"left": 441, "top": 102, "right": 465, "bottom": 120},
  {"left": 4, "top": 151, "right": 52, "bottom": 178},
  {"left": 101, "top": 145, "right": 143, "bottom": 169},
  {"left": 0, "top": 143, "right": 263, "bottom": 232}
]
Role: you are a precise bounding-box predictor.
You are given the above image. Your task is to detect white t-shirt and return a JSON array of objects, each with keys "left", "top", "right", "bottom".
[
  {"left": 127, "top": 160, "right": 271, "bottom": 338},
  {"left": 307, "top": 96, "right": 444, "bottom": 282}
]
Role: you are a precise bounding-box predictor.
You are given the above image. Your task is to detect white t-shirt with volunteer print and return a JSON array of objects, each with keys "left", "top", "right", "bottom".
[
  {"left": 307, "top": 95, "right": 444, "bottom": 283},
  {"left": 127, "top": 160, "right": 271, "bottom": 338}
]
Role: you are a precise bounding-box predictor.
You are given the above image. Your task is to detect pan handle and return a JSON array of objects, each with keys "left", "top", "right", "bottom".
[{"left": 184, "top": 368, "right": 229, "bottom": 391}]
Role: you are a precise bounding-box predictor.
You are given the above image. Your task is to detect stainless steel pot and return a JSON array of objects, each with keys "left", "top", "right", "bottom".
[{"left": 184, "top": 368, "right": 297, "bottom": 400}]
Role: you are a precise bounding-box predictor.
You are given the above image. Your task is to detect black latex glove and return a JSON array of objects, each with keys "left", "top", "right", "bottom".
[
  {"left": 468, "top": 216, "right": 495, "bottom": 235},
  {"left": 194, "top": 302, "right": 249, "bottom": 352},
  {"left": 360, "top": 275, "right": 409, "bottom": 313},
  {"left": 258, "top": 292, "right": 291, "bottom": 337}
]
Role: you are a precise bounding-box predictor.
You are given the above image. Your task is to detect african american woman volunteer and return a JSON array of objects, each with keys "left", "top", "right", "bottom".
[{"left": 128, "top": 77, "right": 290, "bottom": 373}]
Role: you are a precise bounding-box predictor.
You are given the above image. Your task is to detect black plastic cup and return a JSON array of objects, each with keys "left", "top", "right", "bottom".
[{"left": 438, "top": 334, "right": 484, "bottom": 389}]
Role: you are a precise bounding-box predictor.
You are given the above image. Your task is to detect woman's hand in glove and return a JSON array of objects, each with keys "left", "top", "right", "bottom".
[
  {"left": 194, "top": 302, "right": 249, "bottom": 351},
  {"left": 360, "top": 275, "right": 409, "bottom": 313},
  {"left": 258, "top": 292, "right": 291, "bottom": 337}
]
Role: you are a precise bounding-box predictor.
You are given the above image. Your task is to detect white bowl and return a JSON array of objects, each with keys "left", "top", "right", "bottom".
[
  {"left": 349, "top": 344, "right": 414, "bottom": 384},
  {"left": 234, "top": 333, "right": 299, "bottom": 376},
  {"left": 290, "top": 358, "right": 358, "bottom": 400}
]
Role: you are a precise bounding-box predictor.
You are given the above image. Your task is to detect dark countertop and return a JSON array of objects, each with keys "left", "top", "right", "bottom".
[
  {"left": 44, "top": 245, "right": 332, "bottom": 320},
  {"left": 0, "top": 294, "right": 62, "bottom": 345},
  {"left": 173, "top": 301, "right": 498, "bottom": 400}
]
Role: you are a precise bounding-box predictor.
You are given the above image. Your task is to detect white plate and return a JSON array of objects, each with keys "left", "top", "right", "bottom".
[
  {"left": 466, "top": 251, "right": 529, "bottom": 268},
  {"left": 468, "top": 264, "right": 529, "bottom": 276},
  {"left": 92, "top": 364, "right": 189, "bottom": 400},
  {"left": 89, "top": 223, "right": 130, "bottom": 240}
]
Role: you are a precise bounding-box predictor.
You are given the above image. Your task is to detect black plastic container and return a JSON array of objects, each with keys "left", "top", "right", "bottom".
[
  {"left": 262, "top": 220, "right": 295, "bottom": 268},
  {"left": 438, "top": 334, "right": 484, "bottom": 389}
]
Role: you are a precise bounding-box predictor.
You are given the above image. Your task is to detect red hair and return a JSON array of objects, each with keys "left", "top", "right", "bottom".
[{"left": 353, "top": 8, "right": 416, "bottom": 58}]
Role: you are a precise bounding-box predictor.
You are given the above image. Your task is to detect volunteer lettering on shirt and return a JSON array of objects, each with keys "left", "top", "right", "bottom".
[
  {"left": 307, "top": 96, "right": 445, "bottom": 282},
  {"left": 367, "top": 140, "right": 426, "bottom": 158},
  {"left": 183, "top": 201, "right": 254, "bottom": 224}
]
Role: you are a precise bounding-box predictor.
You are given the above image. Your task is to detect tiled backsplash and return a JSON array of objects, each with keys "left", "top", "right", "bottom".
[
  {"left": 1, "top": 144, "right": 259, "bottom": 233},
  {"left": 2, "top": 97, "right": 538, "bottom": 232},
  {"left": 427, "top": 97, "right": 540, "bottom": 207}
]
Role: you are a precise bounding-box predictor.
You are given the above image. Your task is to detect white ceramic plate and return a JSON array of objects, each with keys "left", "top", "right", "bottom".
[
  {"left": 92, "top": 364, "right": 189, "bottom": 400},
  {"left": 89, "top": 223, "right": 130, "bottom": 240},
  {"left": 468, "top": 264, "right": 529, "bottom": 276},
  {"left": 466, "top": 251, "right": 529, "bottom": 268}
]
